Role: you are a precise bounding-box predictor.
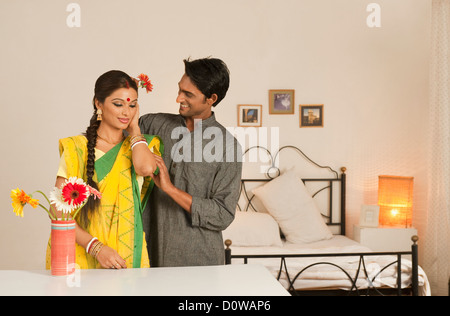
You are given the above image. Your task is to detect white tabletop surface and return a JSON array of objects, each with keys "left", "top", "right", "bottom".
[{"left": 0, "top": 264, "right": 290, "bottom": 296}]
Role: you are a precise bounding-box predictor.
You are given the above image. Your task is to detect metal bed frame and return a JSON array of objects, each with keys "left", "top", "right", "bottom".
[{"left": 224, "top": 146, "right": 420, "bottom": 296}]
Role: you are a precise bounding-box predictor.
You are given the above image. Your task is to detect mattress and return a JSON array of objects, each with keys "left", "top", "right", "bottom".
[{"left": 229, "top": 236, "right": 430, "bottom": 295}]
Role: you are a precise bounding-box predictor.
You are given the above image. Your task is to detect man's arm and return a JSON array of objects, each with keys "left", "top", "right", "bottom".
[
  {"left": 138, "top": 113, "right": 155, "bottom": 135},
  {"left": 150, "top": 152, "right": 242, "bottom": 232}
]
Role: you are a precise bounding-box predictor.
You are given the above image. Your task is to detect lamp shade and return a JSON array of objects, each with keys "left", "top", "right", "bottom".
[{"left": 377, "top": 175, "right": 414, "bottom": 227}]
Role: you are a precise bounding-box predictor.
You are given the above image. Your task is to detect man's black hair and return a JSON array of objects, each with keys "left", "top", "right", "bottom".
[{"left": 183, "top": 57, "right": 230, "bottom": 107}]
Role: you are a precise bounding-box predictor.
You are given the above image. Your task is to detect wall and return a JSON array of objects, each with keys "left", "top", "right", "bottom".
[{"left": 0, "top": 0, "right": 431, "bottom": 269}]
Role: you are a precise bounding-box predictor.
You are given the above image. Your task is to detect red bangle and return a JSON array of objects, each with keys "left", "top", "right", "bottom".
[{"left": 86, "top": 237, "right": 98, "bottom": 254}]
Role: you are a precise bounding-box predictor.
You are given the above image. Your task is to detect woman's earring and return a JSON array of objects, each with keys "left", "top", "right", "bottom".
[{"left": 97, "top": 109, "right": 103, "bottom": 121}]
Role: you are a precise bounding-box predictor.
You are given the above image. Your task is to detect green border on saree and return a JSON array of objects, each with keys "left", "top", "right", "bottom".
[
  {"left": 94, "top": 141, "right": 124, "bottom": 183},
  {"left": 131, "top": 135, "right": 164, "bottom": 268}
]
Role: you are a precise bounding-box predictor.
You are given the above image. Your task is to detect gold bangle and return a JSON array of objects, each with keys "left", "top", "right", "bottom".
[
  {"left": 131, "top": 136, "right": 147, "bottom": 150},
  {"left": 88, "top": 240, "right": 98, "bottom": 256},
  {"left": 88, "top": 240, "right": 104, "bottom": 259},
  {"left": 130, "top": 134, "right": 145, "bottom": 144},
  {"left": 94, "top": 244, "right": 104, "bottom": 259}
]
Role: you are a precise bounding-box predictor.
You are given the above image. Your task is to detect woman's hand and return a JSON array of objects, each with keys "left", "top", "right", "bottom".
[
  {"left": 126, "top": 103, "right": 141, "bottom": 137},
  {"left": 96, "top": 245, "right": 127, "bottom": 269}
]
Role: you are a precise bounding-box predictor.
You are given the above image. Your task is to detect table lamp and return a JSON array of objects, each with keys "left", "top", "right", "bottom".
[{"left": 378, "top": 175, "right": 414, "bottom": 228}]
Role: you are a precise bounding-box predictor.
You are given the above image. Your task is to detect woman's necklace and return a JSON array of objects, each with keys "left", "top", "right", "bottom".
[{"left": 97, "top": 134, "right": 124, "bottom": 145}]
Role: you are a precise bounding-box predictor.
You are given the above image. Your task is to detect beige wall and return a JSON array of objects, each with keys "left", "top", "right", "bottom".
[{"left": 0, "top": 0, "right": 431, "bottom": 269}]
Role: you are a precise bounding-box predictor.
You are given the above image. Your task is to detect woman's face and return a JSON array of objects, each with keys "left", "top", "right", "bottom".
[{"left": 96, "top": 88, "right": 138, "bottom": 130}]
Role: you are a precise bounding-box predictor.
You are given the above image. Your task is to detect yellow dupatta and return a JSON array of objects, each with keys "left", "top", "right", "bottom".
[{"left": 45, "top": 135, "right": 162, "bottom": 269}]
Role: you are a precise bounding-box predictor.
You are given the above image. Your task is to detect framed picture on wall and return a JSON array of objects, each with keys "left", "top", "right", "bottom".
[
  {"left": 238, "top": 104, "right": 262, "bottom": 127},
  {"left": 300, "top": 104, "right": 324, "bottom": 127},
  {"left": 359, "top": 205, "right": 380, "bottom": 227},
  {"left": 269, "top": 90, "right": 295, "bottom": 114}
]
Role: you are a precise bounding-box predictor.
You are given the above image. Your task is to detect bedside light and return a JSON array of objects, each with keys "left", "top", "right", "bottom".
[{"left": 378, "top": 175, "right": 414, "bottom": 228}]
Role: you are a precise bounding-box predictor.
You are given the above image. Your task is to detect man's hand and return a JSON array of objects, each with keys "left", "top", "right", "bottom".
[
  {"left": 150, "top": 154, "right": 193, "bottom": 213},
  {"left": 150, "top": 153, "right": 173, "bottom": 192}
]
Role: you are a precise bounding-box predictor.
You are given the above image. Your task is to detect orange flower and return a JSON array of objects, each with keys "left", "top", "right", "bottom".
[
  {"left": 138, "top": 73, "right": 149, "bottom": 82},
  {"left": 11, "top": 188, "right": 39, "bottom": 217},
  {"left": 137, "top": 73, "right": 153, "bottom": 93}
]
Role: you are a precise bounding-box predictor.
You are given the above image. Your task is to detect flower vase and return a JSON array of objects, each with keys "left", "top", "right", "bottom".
[{"left": 51, "top": 219, "right": 76, "bottom": 276}]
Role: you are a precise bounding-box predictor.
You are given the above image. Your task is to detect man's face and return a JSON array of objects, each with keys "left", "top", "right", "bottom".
[{"left": 176, "top": 74, "right": 216, "bottom": 121}]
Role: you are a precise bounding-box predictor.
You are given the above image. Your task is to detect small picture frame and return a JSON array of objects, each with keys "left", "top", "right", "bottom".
[
  {"left": 238, "top": 105, "right": 262, "bottom": 127},
  {"left": 359, "top": 205, "right": 380, "bottom": 227},
  {"left": 300, "top": 104, "right": 324, "bottom": 128},
  {"left": 269, "top": 90, "right": 295, "bottom": 114}
]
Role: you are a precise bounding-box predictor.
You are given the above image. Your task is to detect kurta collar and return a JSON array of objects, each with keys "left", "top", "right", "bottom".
[{"left": 179, "top": 112, "right": 217, "bottom": 129}]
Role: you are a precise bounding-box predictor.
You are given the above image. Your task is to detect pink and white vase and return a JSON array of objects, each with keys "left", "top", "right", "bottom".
[{"left": 51, "top": 220, "right": 76, "bottom": 276}]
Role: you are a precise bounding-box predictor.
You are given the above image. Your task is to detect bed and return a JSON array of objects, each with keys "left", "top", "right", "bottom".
[{"left": 223, "top": 146, "right": 430, "bottom": 296}]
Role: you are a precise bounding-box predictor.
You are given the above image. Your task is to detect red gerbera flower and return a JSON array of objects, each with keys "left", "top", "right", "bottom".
[
  {"left": 137, "top": 73, "right": 153, "bottom": 93},
  {"left": 61, "top": 177, "right": 89, "bottom": 207}
]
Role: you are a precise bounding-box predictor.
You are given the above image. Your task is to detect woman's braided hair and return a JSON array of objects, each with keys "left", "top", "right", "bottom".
[{"left": 79, "top": 70, "right": 138, "bottom": 228}]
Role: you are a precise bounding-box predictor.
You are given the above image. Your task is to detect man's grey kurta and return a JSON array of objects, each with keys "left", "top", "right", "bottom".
[{"left": 139, "top": 113, "right": 242, "bottom": 267}]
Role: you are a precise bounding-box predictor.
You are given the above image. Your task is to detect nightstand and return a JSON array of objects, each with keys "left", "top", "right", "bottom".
[{"left": 353, "top": 225, "right": 418, "bottom": 252}]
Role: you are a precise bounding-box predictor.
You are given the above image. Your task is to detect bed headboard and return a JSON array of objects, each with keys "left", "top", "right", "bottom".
[{"left": 237, "top": 146, "right": 347, "bottom": 235}]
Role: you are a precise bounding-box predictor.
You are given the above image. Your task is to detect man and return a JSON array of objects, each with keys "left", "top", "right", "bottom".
[{"left": 139, "top": 57, "right": 242, "bottom": 267}]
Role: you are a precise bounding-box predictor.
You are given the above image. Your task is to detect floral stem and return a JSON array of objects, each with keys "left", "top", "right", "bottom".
[
  {"left": 71, "top": 201, "right": 88, "bottom": 220},
  {"left": 37, "top": 204, "right": 56, "bottom": 221},
  {"left": 33, "top": 191, "right": 57, "bottom": 220},
  {"left": 34, "top": 190, "right": 50, "bottom": 205}
]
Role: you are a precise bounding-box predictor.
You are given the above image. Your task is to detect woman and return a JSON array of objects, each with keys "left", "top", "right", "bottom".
[{"left": 45, "top": 70, "right": 162, "bottom": 269}]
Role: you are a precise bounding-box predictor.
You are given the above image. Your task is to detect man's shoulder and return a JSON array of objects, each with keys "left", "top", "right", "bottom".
[
  {"left": 140, "top": 112, "right": 181, "bottom": 133},
  {"left": 140, "top": 112, "right": 179, "bottom": 122}
]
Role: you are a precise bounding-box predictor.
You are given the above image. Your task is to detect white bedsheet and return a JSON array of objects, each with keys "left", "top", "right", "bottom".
[{"left": 229, "top": 236, "right": 430, "bottom": 295}]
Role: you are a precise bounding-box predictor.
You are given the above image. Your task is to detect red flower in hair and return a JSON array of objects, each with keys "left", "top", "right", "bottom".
[{"left": 137, "top": 73, "right": 153, "bottom": 93}]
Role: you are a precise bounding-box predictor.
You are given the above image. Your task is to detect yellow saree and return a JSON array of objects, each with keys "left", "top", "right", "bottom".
[{"left": 45, "top": 134, "right": 163, "bottom": 269}]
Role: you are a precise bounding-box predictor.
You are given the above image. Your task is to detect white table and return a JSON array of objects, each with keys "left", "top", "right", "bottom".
[
  {"left": 353, "top": 225, "right": 418, "bottom": 252},
  {"left": 0, "top": 264, "right": 290, "bottom": 296}
]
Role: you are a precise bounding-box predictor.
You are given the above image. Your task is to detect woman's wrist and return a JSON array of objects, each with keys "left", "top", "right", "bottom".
[
  {"left": 86, "top": 237, "right": 98, "bottom": 253},
  {"left": 88, "top": 239, "right": 104, "bottom": 259},
  {"left": 130, "top": 134, "right": 147, "bottom": 149}
]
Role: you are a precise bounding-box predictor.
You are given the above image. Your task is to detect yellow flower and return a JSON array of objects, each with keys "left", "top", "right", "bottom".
[{"left": 11, "top": 188, "right": 39, "bottom": 217}]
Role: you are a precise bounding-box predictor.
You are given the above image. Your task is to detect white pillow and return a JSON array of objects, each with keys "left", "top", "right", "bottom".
[
  {"left": 252, "top": 170, "right": 332, "bottom": 243},
  {"left": 223, "top": 211, "right": 283, "bottom": 247}
]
